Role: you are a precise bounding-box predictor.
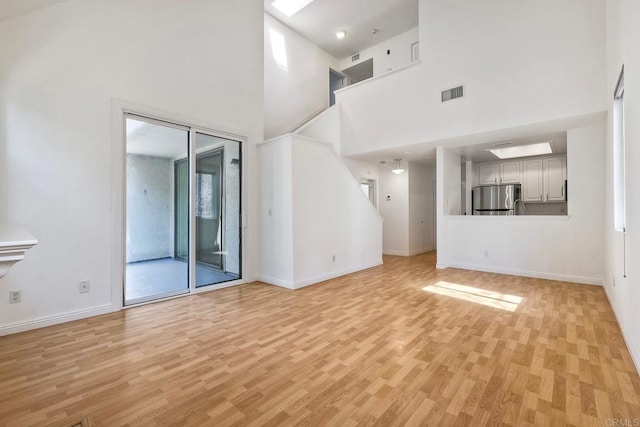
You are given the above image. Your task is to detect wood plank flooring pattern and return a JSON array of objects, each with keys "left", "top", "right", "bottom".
[{"left": 1, "top": 253, "right": 639, "bottom": 426}]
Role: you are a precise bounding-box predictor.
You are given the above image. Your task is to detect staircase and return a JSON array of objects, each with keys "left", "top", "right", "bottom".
[{"left": 257, "top": 106, "right": 383, "bottom": 289}]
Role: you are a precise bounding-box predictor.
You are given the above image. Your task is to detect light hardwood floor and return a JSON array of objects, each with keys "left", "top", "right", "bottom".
[{"left": 1, "top": 253, "right": 639, "bottom": 426}]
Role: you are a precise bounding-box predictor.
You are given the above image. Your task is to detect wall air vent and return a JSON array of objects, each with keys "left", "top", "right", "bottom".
[
  {"left": 441, "top": 85, "right": 464, "bottom": 102},
  {"left": 352, "top": 53, "right": 360, "bottom": 62}
]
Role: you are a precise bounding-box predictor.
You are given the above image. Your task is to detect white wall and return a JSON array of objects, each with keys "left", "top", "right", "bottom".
[
  {"left": 378, "top": 165, "right": 409, "bottom": 255},
  {"left": 257, "top": 135, "right": 383, "bottom": 288},
  {"left": 604, "top": 0, "right": 640, "bottom": 371},
  {"left": 336, "top": 0, "right": 606, "bottom": 157},
  {"left": 378, "top": 161, "right": 435, "bottom": 256},
  {"left": 256, "top": 139, "right": 295, "bottom": 286},
  {"left": 343, "top": 158, "right": 380, "bottom": 186},
  {"left": 443, "top": 149, "right": 462, "bottom": 215},
  {"left": 295, "top": 104, "right": 341, "bottom": 154},
  {"left": 438, "top": 125, "right": 605, "bottom": 285},
  {"left": 339, "top": 27, "right": 419, "bottom": 77},
  {"left": 0, "top": 0, "right": 263, "bottom": 334},
  {"left": 409, "top": 162, "right": 435, "bottom": 254},
  {"left": 264, "top": 13, "right": 341, "bottom": 139},
  {"left": 291, "top": 137, "right": 383, "bottom": 286}
]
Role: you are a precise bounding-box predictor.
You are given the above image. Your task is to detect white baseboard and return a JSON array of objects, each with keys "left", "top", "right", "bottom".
[
  {"left": 292, "top": 259, "right": 383, "bottom": 289},
  {"left": 409, "top": 248, "right": 434, "bottom": 256},
  {"left": 384, "top": 248, "right": 434, "bottom": 257},
  {"left": 436, "top": 263, "right": 448, "bottom": 270},
  {"left": 383, "top": 250, "right": 410, "bottom": 256},
  {"left": 603, "top": 286, "right": 640, "bottom": 375},
  {"left": 0, "top": 304, "right": 113, "bottom": 336},
  {"left": 255, "top": 275, "right": 295, "bottom": 290},
  {"left": 443, "top": 261, "right": 603, "bottom": 286},
  {"left": 257, "top": 260, "right": 383, "bottom": 290}
]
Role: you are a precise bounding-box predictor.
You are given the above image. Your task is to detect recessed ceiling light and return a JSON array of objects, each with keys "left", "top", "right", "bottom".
[
  {"left": 271, "top": 0, "right": 315, "bottom": 17},
  {"left": 488, "top": 142, "right": 553, "bottom": 159},
  {"left": 336, "top": 30, "right": 346, "bottom": 40}
]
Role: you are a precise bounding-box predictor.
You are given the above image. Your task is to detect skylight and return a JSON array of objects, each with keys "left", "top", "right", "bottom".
[
  {"left": 272, "top": 0, "right": 315, "bottom": 17},
  {"left": 488, "top": 142, "right": 553, "bottom": 160}
]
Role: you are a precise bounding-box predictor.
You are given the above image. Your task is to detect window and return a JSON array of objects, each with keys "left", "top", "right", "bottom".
[{"left": 613, "top": 65, "right": 625, "bottom": 232}]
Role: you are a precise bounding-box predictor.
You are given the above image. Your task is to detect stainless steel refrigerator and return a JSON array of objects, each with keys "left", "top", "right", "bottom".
[{"left": 472, "top": 184, "right": 521, "bottom": 215}]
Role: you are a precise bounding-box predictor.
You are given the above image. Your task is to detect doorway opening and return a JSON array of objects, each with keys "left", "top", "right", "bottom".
[
  {"left": 360, "top": 178, "right": 377, "bottom": 207},
  {"left": 342, "top": 58, "right": 374, "bottom": 85},
  {"left": 124, "top": 114, "right": 242, "bottom": 305},
  {"left": 329, "top": 68, "right": 346, "bottom": 107}
]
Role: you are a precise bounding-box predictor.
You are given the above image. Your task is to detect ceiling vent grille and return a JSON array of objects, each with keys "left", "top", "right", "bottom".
[
  {"left": 351, "top": 53, "right": 360, "bottom": 62},
  {"left": 441, "top": 85, "right": 464, "bottom": 102}
]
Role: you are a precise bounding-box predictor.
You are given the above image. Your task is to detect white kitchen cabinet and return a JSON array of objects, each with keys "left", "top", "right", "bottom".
[
  {"left": 544, "top": 157, "right": 567, "bottom": 202},
  {"left": 522, "top": 159, "right": 544, "bottom": 202},
  {"left": 500, "top": 161, "right": 520, "bottom": 184},
  {"left": 478, "top": 163, "right": 499, "bottom": 185}
]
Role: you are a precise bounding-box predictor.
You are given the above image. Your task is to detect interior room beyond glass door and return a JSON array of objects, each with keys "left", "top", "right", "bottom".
[
  {"left": 195, "top": 132, "right": 241, "bottom": 287},
  {"left": 125, "top": 116, "right": 190, "bottom": 305}
]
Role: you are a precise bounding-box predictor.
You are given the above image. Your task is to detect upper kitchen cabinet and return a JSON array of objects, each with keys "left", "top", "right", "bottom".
[
  {"left": 521, "top": 156, "right": 567, "bottom": 203},
  {"left": 544, "top": 157, "right": 567, "bottom": 202},
  {"left": 478, "top": 163, "right": 499, "bottom": 185},
  {"left": 500, "top": 161, "right": 521, "bottom": 184},
  {"left": 522, "top": 159, "right": 544, "bottom": 202},
  {"left": 478, "top": 161, "right": 520, "bottom": 185}
]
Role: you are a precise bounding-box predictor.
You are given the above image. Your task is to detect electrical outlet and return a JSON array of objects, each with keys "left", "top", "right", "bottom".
[
  {"left": 79, "top": 281, "right": 90, "bottom": 293},
  {"left": 332, "top": 254, "right": 336, "bottom": 262},
  {"left": 613, "top": 277, "right": 616, "bottom": 287},
  {"left": 9, "top": 291, "right": 21, "bottom": 304},
  {"left": 483, "top": 250, "right": 489, "bottom": 258}
]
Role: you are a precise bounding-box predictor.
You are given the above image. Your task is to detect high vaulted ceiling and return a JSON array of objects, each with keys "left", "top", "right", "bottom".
[
  {"left": 264, "top": 0, "right": 419, "bottom": 59},
  {"left": 0, "top": 0, "right": 68, "bottom": 22}
]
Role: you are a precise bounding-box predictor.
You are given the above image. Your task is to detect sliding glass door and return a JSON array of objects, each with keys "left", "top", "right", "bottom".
[
  {"left": 124, "top": 114, "right": 242, "bottom": 306},
  {"left": 124, "top": 115, "right": 190, "bottom": 305}
]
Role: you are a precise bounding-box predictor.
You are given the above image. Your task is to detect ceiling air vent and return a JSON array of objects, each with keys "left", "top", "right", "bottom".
[
  {"left": 352, "top": 53, "right": 360, "bottom": 62},
  {"left": 441, "top": 85, "right": 464, "bottom": 102}
]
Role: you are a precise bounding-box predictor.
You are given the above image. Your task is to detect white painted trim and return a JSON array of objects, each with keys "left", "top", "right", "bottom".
[
  {"left": 111, "top": 99, "right": 250, "bottom": 312},
  {"left": 192, "top": 279, "right": 247, "bottom": 294},
  {"left": 383, "top": 250, "right": 411, "bottom": 256},
  {"left": 409, "top": 248, "right": 435, "bottom": 256},
  {"left": 259, "top": 134, "right": 382, "bottom": 223},
  {"left": 259, "top": 133, "right": 291, "bottom": 147},
  {"left": 293, "top": 105, "right": 337, "bottom": 135},
  {"left": 443, "top": 261, "right": 603, "bottom": 286},
  {"left": 255, "top": 276, "right": 295, "bottom": 290},
  {"left": 0, "top": 304, "right": 113, "bottom": 336},
  {"left": 289, "top": 106, "right": 328, "bottom": 134},
  {"left": 334, "top": 61, "right": 422, "bottom": 95},
  {"left": 603, "top": 286, "right": 640, "bottom": 375},
  {"left": 292, "top": 260, "right": 383, "bottom": 289},
  {"left": 259, "top": 133, "right": 334, "bottom": 149},
  {"left": 436, "top": 263, "right": 448, "bottom": 270},
  {"left": 0, "top": 222, "right": 38, "bottom": 279},
  {"left": 292, "top": 135, "right": 383, "bottom": 221}
]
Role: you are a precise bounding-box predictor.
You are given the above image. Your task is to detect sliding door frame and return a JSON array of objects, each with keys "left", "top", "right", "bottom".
[{"left": 111, "top": 99, "right": 247, "bottom": 311}]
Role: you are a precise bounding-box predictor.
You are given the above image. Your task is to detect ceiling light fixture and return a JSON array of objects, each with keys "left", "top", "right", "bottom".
[
  {"left": 271, "top": 0, "right": 315, "bottom": 17},
  {"left": 488, "top": 142, "right": 553, "bottom": 160},
  {"left": 391, "top": 158, "right": 405, "bottom": 174},
  {"left": 380, "top": 158, "right": 405, "bottom": 174},
  {"left": 336, "top": 30, "right": 346, "bottom": 40}
]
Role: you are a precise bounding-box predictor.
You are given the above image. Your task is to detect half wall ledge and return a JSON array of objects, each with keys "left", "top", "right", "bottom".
[{"left": 0, "top": 223, "right": 38, "bottom": 279}]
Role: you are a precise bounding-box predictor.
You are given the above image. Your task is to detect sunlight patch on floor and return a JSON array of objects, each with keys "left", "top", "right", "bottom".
[{"left": 422, "top": 281, "right": 523, "bottom": 312}]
